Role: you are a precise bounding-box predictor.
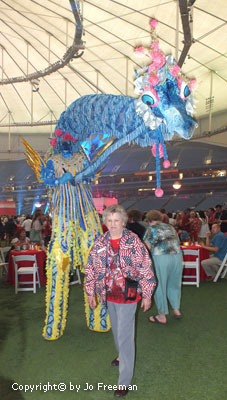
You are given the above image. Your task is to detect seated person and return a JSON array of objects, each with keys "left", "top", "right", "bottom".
[
  {"left": 178, "top": 229, "right": 191, "bottom": 243},
  {"left": 200, "top": 224, "right": 227, "bottom": 280},
  {"left": 11, "top": 228, "right": 31, "bottom": 250}
]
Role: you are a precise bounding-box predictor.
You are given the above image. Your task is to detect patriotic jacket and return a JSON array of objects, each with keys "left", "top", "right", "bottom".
[{"left": 85, "top": 228, "right": 156, "bottom": 305}]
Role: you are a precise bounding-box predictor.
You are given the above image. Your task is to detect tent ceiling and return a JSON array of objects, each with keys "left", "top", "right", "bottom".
[{"left": 0, "top": 0, "right": 227, "bottom": 144}]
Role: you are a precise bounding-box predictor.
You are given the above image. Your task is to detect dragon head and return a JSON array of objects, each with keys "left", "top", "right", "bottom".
[{"left": 133, "top": 19, "right": 198, "bottom": 196}]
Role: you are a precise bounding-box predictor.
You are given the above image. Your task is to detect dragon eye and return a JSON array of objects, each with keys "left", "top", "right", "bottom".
[
  {"left": 141, "top": 90, "right": 159, "bottom": 107},
  {"left": 179, "top": 81, "right": 191, "bottom": 100}
]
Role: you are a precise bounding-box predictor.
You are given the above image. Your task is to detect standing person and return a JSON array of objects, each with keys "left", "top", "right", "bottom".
[
  {"left": 167, "top": 212, "right": 176, "bottom": 227},
  {"left": 42, "top": 216, "right": 52, "bottom": 246},
  {"left": 218, "top": 208, "right": 227, "bottom": 233},
  {"left": 198, "top": 210, "right": 210, "bottom": 243},
  {"left": 160, "top": 208, "right": 169, "bottom": 224},
  {"left": 213, "top": 204, "right": 223, "bottom": 223},
  {"left": 181, "top": 208, "right": 191, "bottom": 233},
  {"left": 22, "top": 214, "right": 32, "bottom": 237},
  {"left": 85, "top": 205, "right": 156, "bottom": 398},
  {"left": 126, "top": 208, "right": 146, "bottom": 241},
  {"left": 5, "top": 217, "right": 17, "bottom": 245},
  {"left": 30, "top": 210, "right": 43, "bottom": 244},
  {"left": 0, "top": 217, "right": 5, "bottom": 246},
  {"left": 144, "top": 210, "right": 183, "bottom": 324},
  {"left": 207, "top": 207, "right": 215, "bottom": 229},
  {"left": 200, "top": 224, "right": 227, "bottom": 281},
  {"left": 189, "top": 211, "right": 201, "bottom": 242}
]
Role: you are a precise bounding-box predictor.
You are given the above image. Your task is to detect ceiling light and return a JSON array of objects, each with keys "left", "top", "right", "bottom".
[{"left": 173, "top": 181, "right": 181, "bottom": 190}]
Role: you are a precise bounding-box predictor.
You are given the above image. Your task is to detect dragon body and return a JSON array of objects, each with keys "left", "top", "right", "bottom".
[{"left": 23, "top": 20, "right": 197, "bottom": 340}]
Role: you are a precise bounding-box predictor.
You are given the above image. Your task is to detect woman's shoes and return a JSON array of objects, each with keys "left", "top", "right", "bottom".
[
  {"left": 114, "top": 388, "right": 128, "bottom": 398},
  {"left": 111, "top": 357, "right": 119, "bottom": 367},
  {"left": 148, "top": 315, "right": 167, "bottom": 324},
  {"left": 174, "top": 314, "right": 182, "bottom": 319},
  {"left": 173, "top": 310, "right": 182, "bottom": 319}
]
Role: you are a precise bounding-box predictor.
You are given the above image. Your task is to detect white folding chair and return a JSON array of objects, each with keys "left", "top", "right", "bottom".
[
  {"left": 182, "top": 249, "right": 200, "bottom": 288},
  {"left": 13, "top": 255, "right": 41, "bottom": 294},
  {"left": 0, "top": 246, "right": 11, "bottom": 279},
  {"left": 69, "top": 267, "right": 81, "bottom": 286},
  {"left": 213, "top": 253, "right": 227, "bottom": 282}
]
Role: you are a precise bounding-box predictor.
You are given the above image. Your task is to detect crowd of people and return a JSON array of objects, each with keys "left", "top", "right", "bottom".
[{"left": 0, "top": 211, "right": 52, "bottom": 250}]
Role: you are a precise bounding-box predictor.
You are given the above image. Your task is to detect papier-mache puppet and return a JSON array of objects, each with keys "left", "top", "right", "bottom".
[{"left": 22, "top": 19, "right": 197, "bottom": 340}]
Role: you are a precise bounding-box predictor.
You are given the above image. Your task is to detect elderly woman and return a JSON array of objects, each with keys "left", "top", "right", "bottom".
[
  {"left": 143, "top": 210, "right": 183, "bottom": 324},
  {"left": 85, "top": 204, "right": 156, "bottom": 398}
]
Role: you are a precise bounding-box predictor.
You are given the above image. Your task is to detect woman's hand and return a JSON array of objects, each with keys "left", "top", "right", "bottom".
[
  {"left": 88, "top": 296, "right": 97, "bottom": 309},
  {"left": 141, "top": 298, "right": 151, "bottom": 312}
]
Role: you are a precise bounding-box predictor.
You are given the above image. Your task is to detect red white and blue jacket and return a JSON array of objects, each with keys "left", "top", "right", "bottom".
[{"left": 85, "top": 229, "right": 156, "bottom": 304}]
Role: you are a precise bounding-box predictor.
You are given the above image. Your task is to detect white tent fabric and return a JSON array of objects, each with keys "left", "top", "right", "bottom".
[{"left": 0, "top": 0, "right": 226, "bottom": 149}]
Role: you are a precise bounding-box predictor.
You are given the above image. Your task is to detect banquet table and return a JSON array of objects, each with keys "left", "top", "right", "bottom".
[
  {"left": 180, "top": 244, "right": 209, "bottom": 282},
  {"left": 6, "top": 249, "right": 46, "bottom": 286}
]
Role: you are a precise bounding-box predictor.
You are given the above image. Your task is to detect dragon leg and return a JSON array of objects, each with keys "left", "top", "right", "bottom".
[{"left": 42, "top": 240, "right": 70, "bottom": 340}]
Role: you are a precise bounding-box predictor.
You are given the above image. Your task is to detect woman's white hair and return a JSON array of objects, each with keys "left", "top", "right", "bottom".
[{"left": 102, "top": 204, "right": 128, "bottom": 225}]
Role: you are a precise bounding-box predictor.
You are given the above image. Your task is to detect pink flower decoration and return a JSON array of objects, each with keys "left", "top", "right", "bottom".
[
  {"left": 170, "top": 65, "right": 181, "bottom": 77},
  {"left": 151, "top": 41, "right": 159, "bottom": 51},
  {"left": 148, "top": 74, "right": 159, "bottom": 86},
  {"left": 155, "top": 188, "right": 164, "bottom": 198},
  {"left": 150, "top": 19, "right": 158, "bottom": 29},
  {"left": 163, "top": 159, "right": 170, "bottom": 168},
  {"left": 134, "top": 46, "right": 145, "bottom": 58},
  {"left": 62, "top": 132, "right": 78, "bottom": 142},
  {"left": 189, "top": 79, "right": 197, "bottom": 91},
  {"left": 62, "top": 132, "right": 72, "bottom": 141},
  {"left": 152, "top": 51, "right": 166, "bottom": 68},
  {"left": 50, "top": 138, "right": 57, "bottom": 147},
  {"left": 151, "top": 143, "right": 163, "bottom": 158},
  {"left": 55, "top": 129, "right": 64, "bottom": 137},
  {"left": 148, "top": 63, "right": 157, "bottom": 74}
]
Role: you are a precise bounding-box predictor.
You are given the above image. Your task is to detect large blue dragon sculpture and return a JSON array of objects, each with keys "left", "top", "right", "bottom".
[{"left": 23, "top": 19, "right": 197, "bottom": 340}]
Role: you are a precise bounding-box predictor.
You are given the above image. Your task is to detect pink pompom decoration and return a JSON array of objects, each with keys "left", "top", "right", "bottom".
[
  {"left": 170, "top": 65, "right": 181, "bottom": 77},
  {"left": 150, "top": 19, "right": 159, "bottom": 29},
  {"left": 134, "top": 46, "right": 145, "bottom": 58},
  {"left": 189, "top": 79, "right": 197, "bottom": 91},
  {"left": 50, "top": 138, "right": 57, "bottom": 147},
  {"left": 148, "top": 74, "right": 159, "bottom": 86},
  {"left": 163, "top": 159, "right": 170, "bottom": 168},
  {"left": 155, "top": 188, "right": 164, "bottom": 197},
  {"left": 55, "top": 129, "right": 64, "bottom": 137},
  {"left": 151, "top": 143, "right": 164, "bottom": 158},
  {"left": 151, "top": 41, "right": 159, "bottom": 51},
  {"left": 153, "top": 51, "right": 166, "bottom": 68}
]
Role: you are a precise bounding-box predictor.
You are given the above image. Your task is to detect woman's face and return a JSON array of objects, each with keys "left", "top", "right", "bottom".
[
  {"left": 19, "top": 230, "right": 26, "bottom": 240},
  {"left": 105, "top": 212, "right": 125, "bottom": 238}
]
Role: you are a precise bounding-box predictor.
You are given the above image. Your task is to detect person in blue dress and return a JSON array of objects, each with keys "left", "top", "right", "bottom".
[{"left": 143, "top": 210, "right": 183, "bottom": 324}]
